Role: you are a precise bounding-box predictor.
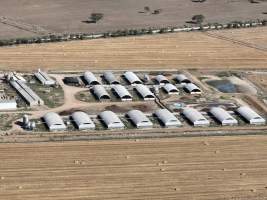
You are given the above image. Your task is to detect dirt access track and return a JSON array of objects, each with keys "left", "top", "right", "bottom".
[
  {"left": 0, "top": 135, "right": 267, "bottom": 200},
  {"left": 0, "top": 0, "right": 266, "bottom": 39},
  {"left": 0, "top": 27, "right": 266, "bottom": 71}
]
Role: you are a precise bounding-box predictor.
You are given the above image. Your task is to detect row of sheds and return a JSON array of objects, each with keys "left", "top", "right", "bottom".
[
  {"left": 182, "top": 106, "right": 265, "bottom": 126},
  {"left": 43, "top": 109, "right": 182, "bottom": 131},
  {"left": 84, "top": 71, "right": 201, "bottom": 93}
]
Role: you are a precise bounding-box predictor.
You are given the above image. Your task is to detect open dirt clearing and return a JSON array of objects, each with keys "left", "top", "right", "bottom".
[
  {"left": 0, "top": 135, "right": 267, "bottom": 200},
  {"left": 0, "top": 27, "right": 266, "bottom": 71},
  {"left": 0, "top": 0, "right": 266, "bottom": 39}
]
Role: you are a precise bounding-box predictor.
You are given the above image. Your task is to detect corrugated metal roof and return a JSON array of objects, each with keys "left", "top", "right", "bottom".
[
  {"left": 163, "top": 83, "right": 179, "bottom": 94},
  {"left": 34, "top": 69, "right": 56, "bottom": 86},
  {"left": 112, "top": 85, "right": 132, "bottom": 100},
  {"left": 43, "top": 112, "right": 66, "bottom": 131},
  {"left": 182, "top": 107, "right": 209, "bottom": 126},
  {"left": 84, "top": 71, "right": 100, "bottom": 85},
  {"left": 135, "top": 84, "right": 155, "bottom": 100},
  {"left": 127, "top": 110, "right": 153, "bottom": 128},
  {"left": 99, "top": 111, "right": 125, "bottom": 128},
  {"left": 155, "top": 75, "right": 169, "bottom": 84},
  {"left": 103, "top": 71, "right": 120, "bottom": 84},
  {"left": 91, "top": 85, "right": 110, "bottom": 100},
  {"left": 154, "top": 109, "right": 181, "bottom": 127},
  {"left": 123, "top": 71, "right": 142, "bottom": 85},
  {"left": 71, "top": 111, "right": 95, "bottom": 130},
  {"left": 175, "top": 74, "right": 191, "bottom": 83},
  {"left": 237, "top": 106, "right": 265, "bottom": 124},
  {"left": 184, "top": 83, "right": 201, "bottom": 93},
  {"left": 210, "top": 107, "right": 237, "bottom": 125}
]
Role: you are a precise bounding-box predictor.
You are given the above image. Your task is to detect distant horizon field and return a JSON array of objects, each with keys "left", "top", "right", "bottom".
[{"left": 0, "top": 0, "right": 266, "bottom": 39}]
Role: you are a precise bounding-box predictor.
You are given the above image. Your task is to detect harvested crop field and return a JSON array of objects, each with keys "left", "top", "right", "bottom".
[
  {"left": 0, "top": 0, "right": 266, "bottom": 39},
  {"left": 0, "top": 27, "right": 267, "bottom": 71},
  {"left": 1, "top": 135, "right": 267, "bottom": 200}
]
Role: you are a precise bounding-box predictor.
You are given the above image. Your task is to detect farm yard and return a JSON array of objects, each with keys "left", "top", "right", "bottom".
[
  {"left": 1, "top": 136, "right": 267, "bottom": 200},
  {"left": 0, "top": 0, "right": 266, "bottom": 39},
  {"left": 0, "top": 27, "right": 266, "bottom": 71}
]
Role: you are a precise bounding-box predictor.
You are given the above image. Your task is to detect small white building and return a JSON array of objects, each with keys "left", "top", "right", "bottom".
[
  {"left": 182, "top": 107, "right": 210, "bottom": 127},
  {"left": 123, "top": 71, "right": 142, "bottom": 85},
  {"left": 210, "top": 107, "right": 238, "bottom": 126},
  {"left": 154, "top": 109, "right": 182, "bottom": 127},
  {"left": 103, "top": 71, "right": 120, "bottom": 85},
  {"left": 126, "top": 110, "right": 153, "bottom": 128},
  {"left": 0, "top": 99, "right": 17, "bottom": 110},
  {"left": 34, "top": 69, "right": 56, "bottom": 86},
  {"left": 237, "top": 106, "right": 265, "bottom": 125},
  {"left": 175, "top": 74, "right": 191, "bottom": 84},
  {"left": 99, "top": 111, "right": 125, "bottom": 129},
  {"left": 91, "top": 85, "right": 110, "bottom": 101},
  {"left": 84, "top": 71, "right": 101, "bottom": 85},
  {"left": 112, "top": 85, "right": 132, "bottom": 101}
]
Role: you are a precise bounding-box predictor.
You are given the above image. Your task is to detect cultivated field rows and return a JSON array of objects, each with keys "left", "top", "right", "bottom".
[
  {"left": 0, "top": 136, "right": 267, "bottom": 200},
  {"left": 0, "top": 28, "right": 266, "bottom": 71}
]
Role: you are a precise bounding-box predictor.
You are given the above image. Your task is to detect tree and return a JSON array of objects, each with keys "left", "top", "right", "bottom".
[
  {"left": 192, "top": 15, "right": 205, "bottom": 24},
  {"left": 90, "top": 13, "right": 104, "bottom": 23}
]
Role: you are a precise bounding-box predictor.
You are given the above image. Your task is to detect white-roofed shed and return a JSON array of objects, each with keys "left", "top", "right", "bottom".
[
  {"left": 135, "top": 85, "right": 155, "bottom": 100},
  {"left": 154, "top": 109, "right": 182, "bottom": 127},
  {"left": 123, "top": 71, "right": 142, "bottom": 85},
  {"left": 184, "top": 83, "right": 201, "bottom": 94},
  {"left": 237, "top": 106, "right": 265, "bottom": 125},
  {"left": 112, "top": 85, "right": 132, "bottom": 101},
  {"left": 210, "top": 107, "right": 238, "bottom": 126},
  {"left": 99, "top": 111, "right": 125, "bottom": 129},
  {"left": 126, "top": 110, "right": 153, "bottom": 128},
  {"left": 155, "top": 75, "right": 170, "bottom": 85},
  {"left": 163, "top": 83, "right": 179, "bottom": 94},
  {"left": 103, "top": 71, "right": 120, "bottom": 84},
  {"left": 84, "top": 71, "right": 100, "bottom": 85},
  {"left": 71, "top": 111, "right": 95, "bottom": 130},
  {"left": 43, "top": 112, "right": 66, "bottom": 131},
  {"left": 175, "top": 74, "right": 191, "bottom": 84},
  {"left": 182, "top": 107, "right": 209, "bottom": 126},
  {"left": 91, "top": 85, "right": 110, "bottom": 100}
]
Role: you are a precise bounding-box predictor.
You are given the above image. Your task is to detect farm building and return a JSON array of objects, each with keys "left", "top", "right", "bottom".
[
  {"left": 0, "top": 99, "right": 17, "bottom": 110},
  {"left": 91, "top": 85, "right": 110, "bottom": 100},
  {"left": 84, "top": 71, "right": 100, "bottom": 85},
  {"left": 7, "top": 72, "right": 27, "bottom": 83},
  {"left": 134, "top": 85, "right": 155, "bottom": 100},
  {"left": 99, "top": 111, "right": 125, "bottom": 129},
  {"left": 183, "top": 83, "right": 201, "bottom": 94},
  {"left": 34, "top": 69, "right": 56, "bottom": 86},
  {"left": 112, "top": 85, "right": 132, "bottom": 101},
  {"left": 43, "top": 112, "right": 66, "bottom": 131},
  {"left": 71, "top": 111, "right": 95, "bottom": 130},
  {"left": 155, "top": 75, "right": 170, "bottom": 85},
  {"left": 154, "top": 109, "right": 182, "bottom": 127},
  {"left": 237, "top": 106, "right": 265, "bottom": 125},
  {"left": 103, "top": 71, "right": 120, "bottom": 84},
  {"left": 163, "top": 84, "right": 179, "bottom": 94},
  {"left": 63, "top": 77, "right": 80, "bottom": 86},
  {"left": 10, "top": 80, "right": 44, "bottom": 106},
  {"left": 123, "top": 71, "right": 142, "bottom": 85},
  {"left": 210, "top": 107, "right": 238, "bottom": 126},
  {"left": 182, "top": 107, "right": 210, "bottom": 126},
  {"left": 175, "top": 74, "right": 191, "bottom": 84},
  {"left": 126, "top": 110, "right": 153, "bottom": 128}
]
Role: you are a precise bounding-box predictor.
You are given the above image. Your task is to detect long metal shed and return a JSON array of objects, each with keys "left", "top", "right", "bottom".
[
  {"left": 154, "top": 109, "right": 182, "bottom": 127},
  {"left": 112, "top": 85, "right": 132, "bottom": 101},
  {"left": 43, "top": 112, "right": 66, "bottom": 131},
  {"left": 84, "top": 71, "right": 100, "bottom": 85},
  {"left": 135, "top": 85, "right": 155, "bottom": 100},
  {"left": 123, "top": 71, "right": 142, "bottom": 85},
  {"left": 182, "top": 107, "right": 210, "bottom": 126},
  {"left": 210, "top": 107, "right": 238, "bottom": 126},
  {"left": 175, "top": 74, "right": 191, "bottom": 84},
  {"left": 183, "top": 83, "right": 201, "bottom": 94},
  {"left": 99, "top": 111, "right": 125, "bottom": 129},
  {"left": 91, "top": 85, "right": 110, "bottom": 100},
  {"left": 237, "top": 106, "right": 265, "bottom": 125},
  {"left": 71, "top": 111, "right": 95, "bottom": 130},
  {"left": 10, "top": 80, "right": 44, "bottom": 106},
  {"left": 163, "top": 83, "right": 179, "bottom": 94},
  {"left": 34, "top": 69, "right": 56, "bottom": 86},
  {"left": 103, "top": 71, "right": 120, "bottom": 84},
  {"left": 126, "top": 110, "right": 153, "bottom": 128},
  {"left": 155, "top": 75, "right": 170, "bottom": 85}
]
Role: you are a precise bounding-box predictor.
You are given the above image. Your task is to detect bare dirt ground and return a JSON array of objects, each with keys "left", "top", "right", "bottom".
[
  {"left": 1, "top": 135, "right": 267, "bottom": 200},
  {"left": 0, "top": 27, "right": 266, "bottom": 71},
  {"left": 0, "top": 0, "right": 266, "bottom": 39}
]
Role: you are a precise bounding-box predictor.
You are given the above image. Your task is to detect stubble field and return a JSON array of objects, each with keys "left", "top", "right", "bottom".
[{"left": 0, "top": 136, "right": 267, "bottom": 200}]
